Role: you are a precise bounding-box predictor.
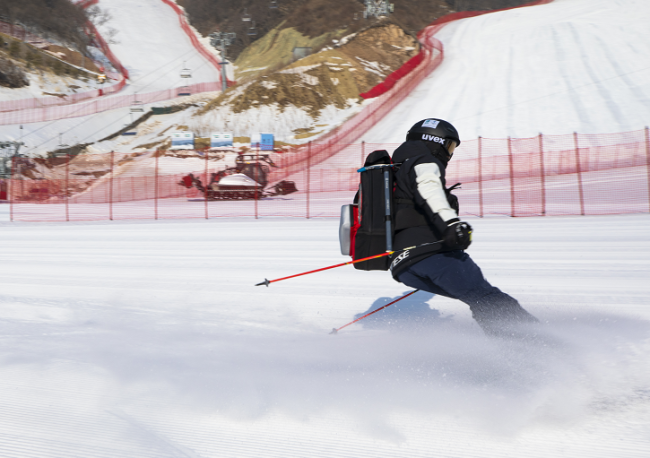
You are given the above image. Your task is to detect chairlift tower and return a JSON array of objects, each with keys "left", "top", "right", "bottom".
[
  {"left": 210, "top": 32, "right": 236, "bottom": 93},
  {"left": 363, "top": 0, "right": 394, "bottom": 18}
]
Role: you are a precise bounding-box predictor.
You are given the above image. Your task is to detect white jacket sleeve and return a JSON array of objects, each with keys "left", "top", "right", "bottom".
[{"left": 414, "top": 162, "right": 458, "bottom": 223}]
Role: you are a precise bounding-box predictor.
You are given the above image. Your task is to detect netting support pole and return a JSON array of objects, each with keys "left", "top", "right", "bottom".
[
  {"left": 645, "top": 126, "right": 650, "bottom": 213},
  {"left": 204, "top": 148, "right": 208, "bottom": 219},
  {"left": 574, "top": 132, "right": 585, "bottom": 216},
  {"left": 9, "top": 156, "right": 14, "bottom": 222},
  {"left": 508, "top": 136, "right": 515, "bottom": 217},
  {"left": 478, "top": 136, "right": 483, "bottom": 218},
  {"left": 65, "top": 153, "right": 70, "bottom": 222},
  {"left": 306, "top": 141, "right": 311, "bottom": 219},
  {"left": 254, "top": 147, "right": 259, "bottom": 219},
  {"left": 539, "top": 132, "right": 546, "bottom": 216},
  {"left": 109, "top": 151, "right": 114, "bottom": 221},
  {"left": 155, "top": 151, "right": 159, "bottom": 220},
  {"left": 361, "top": 141, "right": 365, "bottom": 167}
]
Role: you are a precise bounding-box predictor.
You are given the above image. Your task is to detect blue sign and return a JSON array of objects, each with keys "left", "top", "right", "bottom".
[
  {"left": 260, "top": 133, "right": 274, "bottom": 151},
  {"left": 211, "top": 132, "right": 233, "bottom": 147},
  {"left": 251, "top": 133, "right": 274, "bottom": 150}
]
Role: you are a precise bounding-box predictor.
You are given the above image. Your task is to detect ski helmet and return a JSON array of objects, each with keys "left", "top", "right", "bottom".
[{"left": 406, "top": 118, "right": 461, "bottom": 154}]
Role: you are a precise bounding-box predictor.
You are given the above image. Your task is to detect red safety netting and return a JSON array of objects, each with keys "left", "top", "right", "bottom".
[
  {"left": 6, "top": 128, "right": 650, "bottom": 222},
  {"left": 0, "top": 1, "right": 129, "bottom": 115},
  {"left": 0, "top": 79, "right": 128, "bottom": 115},
  {"left": 160, "top": 0, "right": 233, "bottom": 86},
  {"left": 0, "top": 81, "right": 221, "bottom": 125},
  {"left": 359, "top": 0, "right": 554, "bottom": 99},
  {"left": 0, "top": 0, "right": 226, "bottom": 124}
]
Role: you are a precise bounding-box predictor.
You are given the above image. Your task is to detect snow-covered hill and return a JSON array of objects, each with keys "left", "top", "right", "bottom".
[
  {"left": 0, "top": 0, "right": 223, "bottom": 155},
  {"left": 363, "top": 0, "right": 650, "bottom": 143}
]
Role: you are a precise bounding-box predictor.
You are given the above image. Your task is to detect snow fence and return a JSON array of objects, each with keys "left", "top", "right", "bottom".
[
  {"left": 359, "top": 0, "right": 554, "bottom": 99},
  {"left": 0, "top": 0, "right": 226, "bottom": 125},
  {"left": 0, "top": 0, "right": 129, "bottom": 117},
  {"left": 5, "top": 128, "right": 650, "bottom": 222},
  {"left": 258, "top": 0, "right": 556, "bottom": 181}
]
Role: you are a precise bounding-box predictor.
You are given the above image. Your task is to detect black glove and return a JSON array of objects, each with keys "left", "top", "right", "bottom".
[{"left": 443, "top": 219, "right": 472, "bottom": 250}]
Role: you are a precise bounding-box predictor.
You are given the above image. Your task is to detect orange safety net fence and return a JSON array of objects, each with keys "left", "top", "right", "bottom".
[{"left": 6, "top": 128, "right": 650, "bottom": 222}]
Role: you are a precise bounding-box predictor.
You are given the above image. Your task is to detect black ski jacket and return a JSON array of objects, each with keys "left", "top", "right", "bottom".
[{"left": 389, "top": 140, "right": 459, "bottom": 279}]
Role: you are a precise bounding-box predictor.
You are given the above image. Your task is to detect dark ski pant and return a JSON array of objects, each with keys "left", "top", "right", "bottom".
[{"left": 397, "top": 250, "right": 537, "bottom": 333}]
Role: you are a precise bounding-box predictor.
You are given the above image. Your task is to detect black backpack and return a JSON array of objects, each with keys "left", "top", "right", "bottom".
[{"left": 339, "top": 150, "right": 395, "bottom": 271}]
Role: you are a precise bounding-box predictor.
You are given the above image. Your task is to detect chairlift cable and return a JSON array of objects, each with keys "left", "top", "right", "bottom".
[
  {"left": 27, "top": 55, "right": 217, "bottom": 152},
  {"left": 24, "top": 50, "right": 213, "bottom": 151}
]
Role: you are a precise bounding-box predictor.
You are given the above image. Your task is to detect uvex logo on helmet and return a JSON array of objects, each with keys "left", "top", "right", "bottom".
[{"left": 422, "top": 134, "right": 445, "bottom": 144}]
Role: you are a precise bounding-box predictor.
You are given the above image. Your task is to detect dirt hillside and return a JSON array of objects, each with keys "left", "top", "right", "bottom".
[{"left": 201, "top": 22, "right": 419, "bottom": 118}]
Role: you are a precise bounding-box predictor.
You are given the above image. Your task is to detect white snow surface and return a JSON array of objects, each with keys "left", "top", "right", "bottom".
[
  {"left": 0, "top": 211, "right": 648, "bottom": 457},
  {"left": 363, "top": 0, "right": 650, "bottom": 143},
  {"left": 97, "top": 0, "right": 220, "bottom": 94},
  {"left": 0, "top": 0, "right": 222, "bottom": 154}
]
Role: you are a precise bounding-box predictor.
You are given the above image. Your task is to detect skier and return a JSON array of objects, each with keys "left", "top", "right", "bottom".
[{"left": 390, "top": 118, "right": 538, "bottom": 336}]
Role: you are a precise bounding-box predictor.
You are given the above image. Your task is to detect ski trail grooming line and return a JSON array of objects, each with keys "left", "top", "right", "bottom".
[
  {"left": 330, "top": 289, "right": 420, "bottom": 334},
  {"left": 254, "top": 240, "right": 444, "bottom": 286}
]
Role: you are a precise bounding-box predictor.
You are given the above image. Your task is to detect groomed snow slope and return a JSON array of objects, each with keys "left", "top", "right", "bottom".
[
  {"left": 363, "top": 0, "right": 650, "bottom": 143},
  {"left": 97, "top": 0, "right": 220, "bottom": 94},
  {"left": 0, "top": 213, "right": 648, "bottom": 457},
  {"left": 0, "top": 0, "right": 221, "bottom": 154}
]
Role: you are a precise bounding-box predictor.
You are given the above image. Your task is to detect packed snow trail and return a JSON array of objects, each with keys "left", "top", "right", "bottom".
[
  {"left": 97, "top": 0, "right": 220, "bottom": 94},
  {"left": 0, "top": 212, "right": 648, "bottom": 457},
  {"left": 363, "top": 0, "right": 650, "bottom": 143},
  {"left": 0, "top": 0, "right": 221, "bottom": 154}
]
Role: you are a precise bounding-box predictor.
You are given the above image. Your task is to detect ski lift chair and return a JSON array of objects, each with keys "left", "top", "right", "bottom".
[
  {"left": 269, "top": 0, "right": 278, "bottom": 8},
  {"left": 177, "top": 86, "right": 191, "bottom": 96},
  {"left": 180, "top": 67, "right": 192, "bottom": 79},
  {"left": 247, "top": 22, "right": 258, "bottom": 36},
  {"left": 130, "top": 101, "right": 144, "bottom": 113},
  {"left": 242, "top": 8, "right": 252, "bottom": 22}
]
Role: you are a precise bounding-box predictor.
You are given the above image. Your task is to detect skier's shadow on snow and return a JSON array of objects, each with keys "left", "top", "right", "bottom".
[{"left": 354, "top": 290, "right": 451, "bottom": 331}]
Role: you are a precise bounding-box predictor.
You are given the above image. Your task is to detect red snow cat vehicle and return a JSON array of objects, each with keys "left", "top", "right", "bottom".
[{"left": 178, "top": 153, "right": 298, "bottom": 200}]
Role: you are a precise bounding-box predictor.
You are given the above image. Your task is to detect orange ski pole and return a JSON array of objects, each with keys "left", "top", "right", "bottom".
[
  {"left": 255, "top": 240, "right": 443, "bottom": 287},
  {"left": 329, "top": 289, "right": 420, "bottom": 334},
  {"left": 255, "top": 251, "right": 394, "bottom": 287}
]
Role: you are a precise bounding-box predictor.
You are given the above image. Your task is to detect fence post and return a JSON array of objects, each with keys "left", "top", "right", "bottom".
[
  {"left": 9, "top": 156, "right": 14, "bottom": 222},
  {"left": 508, "top": 136, "right": 515, "bottom": 217},
  {"left": 65, "top": 153, "right": 70, "bottom": 222},
  {"left": 204, "top": 148, "right": 208, "bottom": 219},
  {"left": 254, "top": 147, "right": 259, "bottom": 219},
  {"left": 307, "top": 141, "right": 311, "bottom": 219},
  {"left": 539, "top": 133, "right": 546, "bottom": 216},
  {"left": 478, "top": 136, "right": 483, "bottom": 218},
  {"left": 109, "top": 151, "right": 114, "bottom": 221},
  {"left": 574, "top": 132, "right": 585, "bottom": 216},
  {"left": 646, "top": 126, "right": 650, "bottom": 213},
  {"left": 155, "top": 151, "right": 159, "bottom": 220}
]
